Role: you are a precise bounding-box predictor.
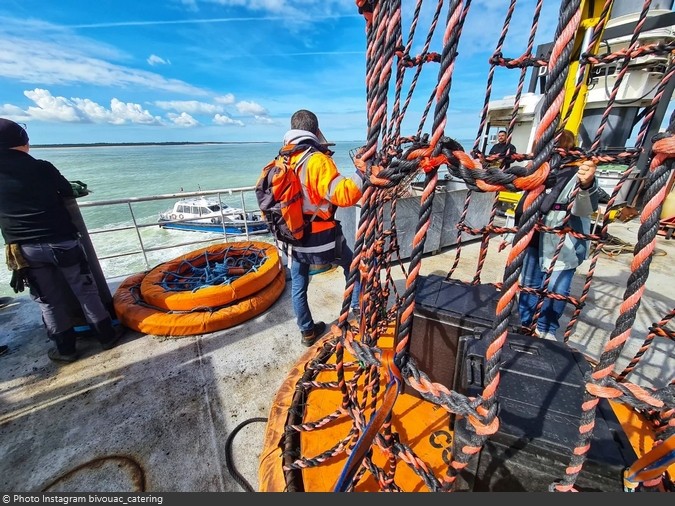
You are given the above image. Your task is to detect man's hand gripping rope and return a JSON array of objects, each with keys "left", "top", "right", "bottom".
[{"left": 352, "top": 146, "right": 385, "bottom": 185}]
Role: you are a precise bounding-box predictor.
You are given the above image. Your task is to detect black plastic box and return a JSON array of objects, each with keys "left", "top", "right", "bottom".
[
  {"left": 401, "top": 275, "right": 520, "bottom": 399},
  {"left": 452, "top": 330, "right": 636, "bottom": 492}
]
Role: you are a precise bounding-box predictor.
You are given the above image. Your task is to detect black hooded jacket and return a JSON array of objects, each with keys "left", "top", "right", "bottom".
[{"left": 0, "top": 149, "right": 77, "bottom": 244}]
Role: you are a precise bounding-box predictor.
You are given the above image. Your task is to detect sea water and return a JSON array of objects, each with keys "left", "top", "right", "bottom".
[
  {"left": 0, "top": 139, "right": 482, "bottom": 300},
  {"left": 0, "top": 141, "right": 366, "bottom": 299}
]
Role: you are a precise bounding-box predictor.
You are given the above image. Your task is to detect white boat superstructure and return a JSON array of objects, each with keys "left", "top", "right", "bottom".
[
  {"left": 159, "top": 196, "right": 254, "bottom": 224},
  {"left": 158, "top": 196, "right": 268, "bottom": 234},
  {"left": 485, "top": 4, "right": 675, "bottom": 207},
  {"left": 585, "top": 8, "right": 675, "bottom": 111}
]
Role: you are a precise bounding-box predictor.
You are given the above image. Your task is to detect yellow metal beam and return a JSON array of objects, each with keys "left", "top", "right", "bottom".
[
  {"left": 498, "top": 1, "right": 616, "bottom": 211},
  {"left": 560, "top": 0, "right": 616, "bottom": 136}
]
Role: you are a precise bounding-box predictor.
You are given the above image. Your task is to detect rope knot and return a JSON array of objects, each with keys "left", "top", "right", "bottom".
[
  {"left": 419, "top": 154, "right": 447, "bottom": 173},
  {"left": 651, "top": 132, "right": 675, "bottom": 159},
  {"left": 466, "top": 404, "right": 499, "bottom": 436},
  {"left": 488, "top": 51, "right": 504, "bottom": 65},
  {"left": 355, "top": 0, "right": 374, "bottom": 24}
]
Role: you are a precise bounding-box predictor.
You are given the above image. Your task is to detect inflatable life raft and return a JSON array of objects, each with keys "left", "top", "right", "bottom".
[
  {"left": 113, "top": 241, "right": 285, "bottom": 336},
  {"left": 258, "top": 325, "right": 675, "bottom": 492},
  {"left": 259, "top": 327, "right": 459, "bottom": 492}
]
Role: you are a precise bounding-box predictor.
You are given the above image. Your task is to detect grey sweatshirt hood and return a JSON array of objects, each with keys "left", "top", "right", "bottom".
[
  {"left": 283, "top": 127, "right": 329, "bottom": 146},
  {"left": 283, "top": 129, "right": 318, "bottom": 146}
]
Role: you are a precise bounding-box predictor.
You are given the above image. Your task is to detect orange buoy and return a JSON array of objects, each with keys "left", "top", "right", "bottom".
[{"left": 259, "top": 325, "right": 674, "bottom": 492}]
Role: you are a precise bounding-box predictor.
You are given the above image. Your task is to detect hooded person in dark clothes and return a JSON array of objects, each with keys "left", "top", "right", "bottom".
[{"left": 0, "top": 118, "right": 124, "bottom": 363}]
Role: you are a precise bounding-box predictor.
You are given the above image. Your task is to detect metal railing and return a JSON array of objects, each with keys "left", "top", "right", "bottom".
[{"left": 77, "top": 185, "right": 271, "bottom": 282}]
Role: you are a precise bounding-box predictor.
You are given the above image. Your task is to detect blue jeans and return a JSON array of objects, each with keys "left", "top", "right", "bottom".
[
  {"left": 291, "top": 240, "right": 361, "bottom": 333},
  {"left": 518, "top": 245, "right": 575, "bottom": 336}
]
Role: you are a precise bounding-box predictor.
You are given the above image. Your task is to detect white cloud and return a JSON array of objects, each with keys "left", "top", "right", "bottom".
[
  {"left": 0, "top": 103, "right": 28, "bottom": 118},
  {"left": 254, "top": 115, "right": 275, "bottom": 124},
  {"left": 214, "top": 94, "right": 235, "bottom": 105},
  {"left": 213, "top": 114, "right": 245, "bottom": 126},
  {"left": 20, "top": 88, "right": 163, "bottom": 125},
  {"left": 187, "top": 1, "right": 356, "bottom": 19},
  {"left": 147, "top": 54, "right": 171, "bottom": 66},
  {"left": 179, "top": 0, "right": 199, "bottom": 11},
  {"left": 13, "top": 88, "right": 264, "bottom": 129},
  {"left": 0, "top": 34, "right": 206, "bottom": 95},
  {"left": 71, "top": 98, "right": 116, "bottom": 123},
  {"left": 24, "top": 89, "right": 86, "bottom": 122},
  {"left": 154, "top": 100, "right": 224, "bottom": 114},
  {"left": 71, "top": 1, "right": 360, "bottom": 26},
  {"left": 110, "top": 98, "right": 163, "bottom": 124},
  {"left": 236, "top": 100, "right": 268, "bottom": 116},
  {"left": 167, "top": 112, "right": 199, "bottom": 126}
]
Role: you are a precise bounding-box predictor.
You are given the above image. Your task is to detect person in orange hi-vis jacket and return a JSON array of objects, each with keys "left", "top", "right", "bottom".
[{"left": 280, "top": 109, "right": 367, "bottom": 346}]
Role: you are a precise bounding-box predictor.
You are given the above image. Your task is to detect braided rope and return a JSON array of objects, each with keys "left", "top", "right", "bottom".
[
  {"left": 553, "top": 114, "right": 675, "bottom": 493},
  {"left": 616, "top": 308, "right": 675, "bottom": 383},
  {"left": 277, "top": 0, "right": 675, "bottom": 492}
]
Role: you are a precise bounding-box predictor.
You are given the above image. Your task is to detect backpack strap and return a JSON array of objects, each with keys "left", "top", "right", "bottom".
[
  {"left": 293, "top": 147, "right": 314, "bottom": 171},
  {"left": 287, "top": 146, "right": 322, "bottom": 223}
]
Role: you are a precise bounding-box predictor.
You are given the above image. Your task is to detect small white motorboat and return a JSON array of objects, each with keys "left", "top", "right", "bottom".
[{"left": 158, "top": 196, "right": 268, "bottom": 234}]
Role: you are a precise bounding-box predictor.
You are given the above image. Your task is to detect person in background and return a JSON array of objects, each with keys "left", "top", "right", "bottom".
[
  {"left": 0, "top": 118, "right": 124, "bottom": 363},
  {"left": 281, "top": 110, "right": 365, "bottom": 346},
  {"left": 488, "top": 129, "right": 517, "bottom": 168},
  {"left": 517, "top": 129, "right": 599, "bottom": 340}
]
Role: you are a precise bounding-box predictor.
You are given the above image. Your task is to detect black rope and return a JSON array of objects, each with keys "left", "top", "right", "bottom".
[{"left": 224, "top": 416, "right": 268, "bottom": 492}]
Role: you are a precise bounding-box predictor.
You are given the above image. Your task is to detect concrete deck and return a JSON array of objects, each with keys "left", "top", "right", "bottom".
[{"left": 0, "top": 217, "right": 673, "bottom": 492}]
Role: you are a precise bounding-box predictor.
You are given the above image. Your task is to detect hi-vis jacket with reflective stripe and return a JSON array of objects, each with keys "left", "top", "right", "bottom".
[{"left": 282, "top": 129, "right": 363, "bottom": 264}]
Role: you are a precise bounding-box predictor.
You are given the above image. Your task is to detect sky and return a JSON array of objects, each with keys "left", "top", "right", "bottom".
[{"left": 0, "top": 1, "right": 669, "bottom": 145}]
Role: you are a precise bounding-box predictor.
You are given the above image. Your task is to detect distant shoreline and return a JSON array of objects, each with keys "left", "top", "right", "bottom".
[{"left": 31, "top": 141, "right": 275, "bottom": 148}]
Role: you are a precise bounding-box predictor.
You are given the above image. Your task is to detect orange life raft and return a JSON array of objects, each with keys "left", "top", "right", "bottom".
[
  {"left": 258, "top": 327, "right": 675, "bottom": 492},
  {"left": 258, "top": 329, "right": 454, "bottom": 492},
  {"left": 139, "top": 241, "right": 281, "bottom": 311},
  {"left": 113, "top": 241, "right": 285, "bottom": 337}
]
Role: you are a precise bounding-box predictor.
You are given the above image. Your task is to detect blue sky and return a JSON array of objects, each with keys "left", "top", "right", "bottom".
[{"left": 0, "top": 1, "right": 605, "bottom": 145}]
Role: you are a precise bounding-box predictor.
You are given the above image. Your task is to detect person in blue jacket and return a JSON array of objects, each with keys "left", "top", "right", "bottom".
[{"left": 517, "top": 129, "right": 599, "bottom": 340}]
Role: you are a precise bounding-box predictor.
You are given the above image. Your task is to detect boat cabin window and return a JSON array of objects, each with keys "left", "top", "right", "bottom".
[{"left": 174, "top": 202, "right": 224, "bottom": 215}]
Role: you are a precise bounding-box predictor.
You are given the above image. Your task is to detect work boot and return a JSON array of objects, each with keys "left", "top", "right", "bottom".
[
  {"left": 301, "top": 321, "right": 326, "bottom": 347},
  {"left": 48, "top": 328, "right": 78, "bottom": 363},
  {"left": 94, "top": 317, "right": 126, "bottom": 350}
]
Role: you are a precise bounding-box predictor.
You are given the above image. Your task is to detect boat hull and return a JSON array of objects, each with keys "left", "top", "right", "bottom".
[{"left": 158, "top": 220, "right": 268, "bottom": 234}]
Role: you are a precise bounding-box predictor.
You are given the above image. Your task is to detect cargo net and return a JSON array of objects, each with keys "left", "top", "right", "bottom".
[
  {"left": 277, "top": 0, "right": 675, "bottom": 492},
  {"left": 157, "top": 246, "right": 267, "bottom": 292}
]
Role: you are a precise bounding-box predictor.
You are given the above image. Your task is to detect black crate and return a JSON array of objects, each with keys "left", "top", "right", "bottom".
[
  {"left": 401, "top": 275, "right": 520, "bottom": 399},
  {"left": 452, "top": 330, "right": 637, "bottom": 492}
]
